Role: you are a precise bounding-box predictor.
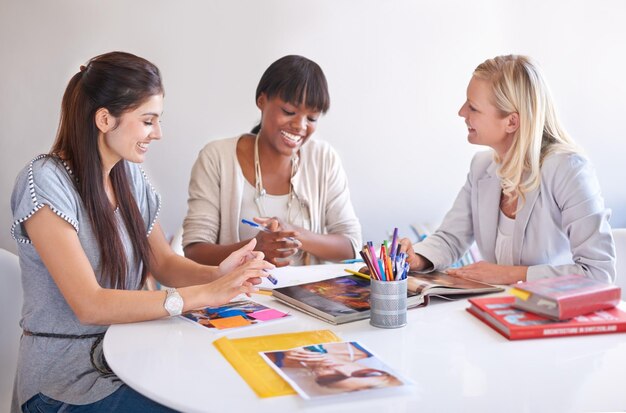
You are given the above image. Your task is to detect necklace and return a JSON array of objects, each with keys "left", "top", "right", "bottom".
[
  {"left": 253, "top": 134, "right": 310, "bottom": 265},
  {"left": 253, "top": 133, "right": 299, "bottom": 218}
]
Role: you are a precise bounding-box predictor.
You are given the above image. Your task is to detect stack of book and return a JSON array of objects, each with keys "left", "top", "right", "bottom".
[
  {"left": 510, "top": 274, "right": 621, "bottom": 320},
  {"left": 467, "top": 275, "right": 624, "bottom": 340}
]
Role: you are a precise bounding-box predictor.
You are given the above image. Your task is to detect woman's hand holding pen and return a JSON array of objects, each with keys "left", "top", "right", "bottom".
[
  {"left": 253, "top": 217, "right": 302, "bottom": 267},
  {"left": 397, "top": 238, "right": 432, "bottom": 271}
]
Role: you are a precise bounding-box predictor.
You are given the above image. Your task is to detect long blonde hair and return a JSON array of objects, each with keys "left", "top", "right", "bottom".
[{"left": 473, "top": 55, "right": 580, "bottom": 205}]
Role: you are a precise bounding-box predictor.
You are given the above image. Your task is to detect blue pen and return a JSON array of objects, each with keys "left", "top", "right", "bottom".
[
  {"left": 264, "top": 270, "right": 278, "bottom": 285},
  {"left": 241, "top": 219, "right": 297, "bottom": 242},
  {"left": 342, "top": 258, "right": 364, "bottom": 264}
]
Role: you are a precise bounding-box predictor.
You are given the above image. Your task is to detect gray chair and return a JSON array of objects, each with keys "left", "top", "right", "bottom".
[
  {"left": 612, "top": 228, "right": 626, "bottom": 292},
  {"left": 0, "top": 248, "right": 22, "bottom": 411}
]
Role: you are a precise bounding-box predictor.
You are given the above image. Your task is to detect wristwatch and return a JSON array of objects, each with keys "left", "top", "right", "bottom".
[{"left": 164, "top": 288, "right": 184, "bottom": 317}]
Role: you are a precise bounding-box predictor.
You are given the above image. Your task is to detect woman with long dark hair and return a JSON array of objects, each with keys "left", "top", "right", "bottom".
[
  {"left": 183, "top": 55, "right": 362, "bottom": 267},
  {"left": 10, "top": 51, "right": 272, "bottom": 411}
]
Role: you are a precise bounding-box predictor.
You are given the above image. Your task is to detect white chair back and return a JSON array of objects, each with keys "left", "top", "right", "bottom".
[
  {"left": 0, "top": 249, "right": 22, "bottom": 411},
  {"left": 612, "top": 228, "right": 626, "bottom": 292},
  {"left": 170, "top": 227, "right": 184, "bottom": 256}
]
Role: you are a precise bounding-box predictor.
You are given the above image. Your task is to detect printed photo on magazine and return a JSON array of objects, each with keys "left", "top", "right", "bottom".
[
  {"left": 182, "top": 297, "right": 291, "bottom": 332},
  {"left": 259, "top": 341, "right": 413, "bottom": 400}
]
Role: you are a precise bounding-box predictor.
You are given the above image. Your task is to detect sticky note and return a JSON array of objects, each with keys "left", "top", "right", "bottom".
[
  {"left": 510, "top": 288, "right": 531, "bottom": 301},
  {"left": 215, "top": 309, "right": 248, "bottom": 318},
  {"left": 210, "top": 315, "right": 252, "bottom": 330},
  {"left": 248, "top": 309, "right": 287, "bottom": 321}
]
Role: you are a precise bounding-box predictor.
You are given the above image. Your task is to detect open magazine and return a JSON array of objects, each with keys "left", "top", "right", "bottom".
[
  {"left": 272, "top": 272, "right": 502, "bottom": 324},
  {"left": 182, "top": 296, "right": 292, "bottom": 333},
  {"left": 259, "top": 341, "right": 413, "bottom": 400}
]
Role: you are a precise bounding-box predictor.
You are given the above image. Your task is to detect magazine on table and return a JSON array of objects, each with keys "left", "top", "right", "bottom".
[
  {"left": 259, "top": 341, "right": 414, "bottom": 400},
  {"left": 213, "top": 330, "right": 342, "bottom": 398},
  {"left": 272, "top": 272, "right": 502, "bottom": 324}
]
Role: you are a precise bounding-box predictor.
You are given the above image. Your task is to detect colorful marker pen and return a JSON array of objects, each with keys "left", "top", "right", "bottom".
[
  {"left": 264, "top": 270, "right": 278, "bottom": 285},
  {"left": 241, "top": 219, "right": 297, "bottom": 242}
]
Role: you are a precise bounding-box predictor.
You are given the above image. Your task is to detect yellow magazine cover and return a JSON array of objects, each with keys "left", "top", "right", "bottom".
[{"left": 213, "top": 330, "right": 342, "bottom": 398}]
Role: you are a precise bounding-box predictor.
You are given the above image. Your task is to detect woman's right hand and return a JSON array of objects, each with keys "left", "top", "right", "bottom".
[
  {"left": 217, "top": 238, "right": 266, "bottom": 277},
  {"left": 204, "top": 257, "right": 274, "bottom": 306},
  {"left": 253, "top": 218, "right": 301, "bottom": 267},
  {"left": 398, "top": 237, "right": 430, "bottom": 271}
]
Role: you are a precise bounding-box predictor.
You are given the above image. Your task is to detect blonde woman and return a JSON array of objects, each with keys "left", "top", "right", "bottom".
[{"left": 399, "top": 55, "right": 614, "bottom": 284}]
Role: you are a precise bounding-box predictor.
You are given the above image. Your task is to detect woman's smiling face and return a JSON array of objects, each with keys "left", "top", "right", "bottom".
[
  {"left": 256, "top": 94, "right": 320, "bottom": 156},
  {"left": 458, "top": 76, "right": 515, "bottom": 156},
  {"left": 97, "top": 94, "right": 164, "bottom": 168}
]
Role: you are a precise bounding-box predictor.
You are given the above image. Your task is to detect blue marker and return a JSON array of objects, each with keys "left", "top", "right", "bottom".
[
  {"left": 342, "top": 258, "right": 364, "bottom": 264},
  {"left": 241, "top": 219, "right": 297, "bottom": 242},
  {"left": 265, "top": 271, "right": 278, "bottom": 285}
]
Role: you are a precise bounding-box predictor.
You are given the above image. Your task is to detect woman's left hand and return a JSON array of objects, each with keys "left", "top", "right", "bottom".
[{"left": 446, "top": 261, "right": 527, "bottom": 285}]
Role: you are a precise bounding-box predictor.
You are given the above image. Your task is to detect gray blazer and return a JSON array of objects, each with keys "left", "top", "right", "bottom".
[{"left": 413, "top": 150, "right": 615, "bottom": 282}]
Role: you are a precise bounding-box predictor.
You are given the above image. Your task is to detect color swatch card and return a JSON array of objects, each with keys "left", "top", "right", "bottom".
[{"left": 182, "top": 297, "right": 292, "bottom": 333}]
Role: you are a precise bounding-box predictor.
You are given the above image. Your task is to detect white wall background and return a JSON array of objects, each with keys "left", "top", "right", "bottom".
[{"left": 1, "top": 0, "right": 625, "bottom": 254}]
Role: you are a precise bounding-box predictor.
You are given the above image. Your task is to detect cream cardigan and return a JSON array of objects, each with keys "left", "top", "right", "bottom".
[{"left": 182, "top": 136, "right": 362, "bottom": 264}]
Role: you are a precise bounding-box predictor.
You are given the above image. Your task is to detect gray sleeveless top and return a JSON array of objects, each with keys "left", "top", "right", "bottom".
[{"left": 10, "top": 155, "right": 160, "bottom": 408}]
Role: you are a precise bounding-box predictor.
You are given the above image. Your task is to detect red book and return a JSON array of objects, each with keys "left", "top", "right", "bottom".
[
  {"left": 467, "top": 296, "right": 626, "bottom": 340},
  {"left": 510, "top": 274, "right": 621, "bottom": 320}
]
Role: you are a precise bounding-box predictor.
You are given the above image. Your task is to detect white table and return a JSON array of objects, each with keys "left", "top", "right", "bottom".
[{"left": 104, "top": 265, "right": 626, "bottom": 413}]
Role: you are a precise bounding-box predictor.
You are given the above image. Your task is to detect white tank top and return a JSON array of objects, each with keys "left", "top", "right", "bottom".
[
  {"left": 495, "top": 210, "right": 515, "bottom": 266},
  {"left": 239, "top": 180, "right": 304, "bottom": 265}
]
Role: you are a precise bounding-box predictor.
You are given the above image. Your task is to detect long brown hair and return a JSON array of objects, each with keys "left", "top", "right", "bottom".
[{"left": 51, "top": 51, "right": 164, "bottom": 289}]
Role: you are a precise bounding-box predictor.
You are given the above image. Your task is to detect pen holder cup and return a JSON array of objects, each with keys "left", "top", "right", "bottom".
[{"left": 369, "top": 278, "right": 408, "bottom": 329}]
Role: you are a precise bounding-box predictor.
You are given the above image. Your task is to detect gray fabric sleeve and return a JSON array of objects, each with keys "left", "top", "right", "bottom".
[
  {"left": 526, "top": 154, "right": 614, "bottom": 282},
  {"left": 413, "top": 154, "right": 480, "bottom": 271},
  {"left": 11, "top": 156, "right": 79, "bottom": 243}
]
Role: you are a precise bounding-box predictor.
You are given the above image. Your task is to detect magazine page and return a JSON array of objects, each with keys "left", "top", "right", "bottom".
[
  {"left": 259, "top": 263, "right": 363, "bottom": 290},
  {"left": 181, "top": 296, "right": 292, "bottom": 333},
  {"left": 259, "top": 341, "right": 413, "bottom": 400},
  {"left": 408, "top": 271, "right": 501, "bottom": 294},
  {"left": 213, "top": 330, "right": 342, "bottom": 398}
]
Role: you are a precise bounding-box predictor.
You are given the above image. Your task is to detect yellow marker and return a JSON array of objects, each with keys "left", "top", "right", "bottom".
[
  {"left": 510, "top": 287, "right": 530, "bottom": 301},
  {"left": 253, "top": 289, "right": 273, "bottom": 296},
  {"left": 344, "top": 269, "right": 371, "bottom": 281}
]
